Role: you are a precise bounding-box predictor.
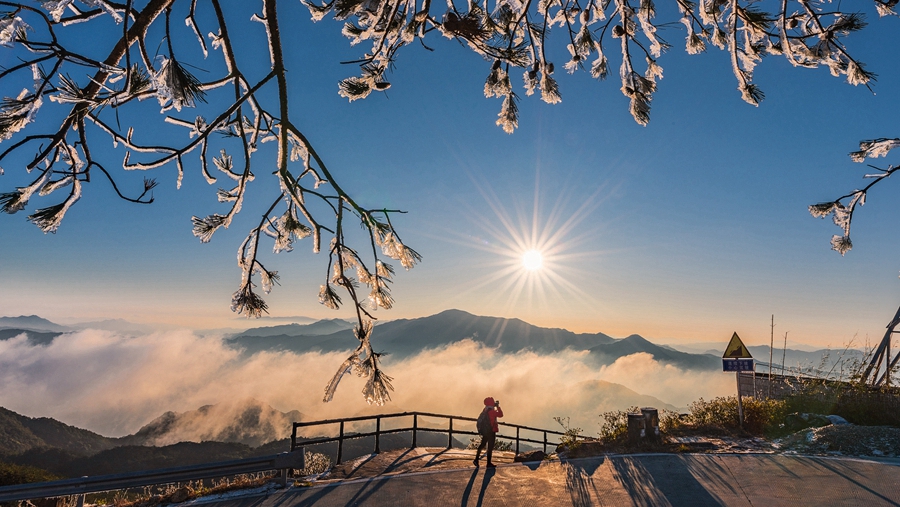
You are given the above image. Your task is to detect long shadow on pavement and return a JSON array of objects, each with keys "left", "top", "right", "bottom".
[
  {"left": 810, "top": 457, "right": 900, "bottom": 506},
  {"left": 460, "top": 468, "right": 479, "bottom": 507},
  {"left": 562, "top": 456, "right": 604, "bottom": 507},
  {"left": 609, "top": 456, "right": 724, "bottom": 506},
  {"left": 459, "top": 467, "right": 496, "bottom": 507},
  {"left": 477, "top": 468, "right": 496, "bottom": 507}
]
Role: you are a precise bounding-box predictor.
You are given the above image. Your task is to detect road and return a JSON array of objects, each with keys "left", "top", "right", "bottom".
[{"left": 185, "top": 450, "right": 900, "bottom": 506}]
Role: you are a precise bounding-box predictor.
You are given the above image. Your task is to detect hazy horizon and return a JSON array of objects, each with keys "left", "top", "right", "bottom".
[
  {"left": 1, "top": 309, "right": 867, "bottom": 442},
  {"left": 0, "top": 324, "right": 735, "bottom": 438},
  {"left": 0, "top": 309, "right": 853, "bottom": 350}
]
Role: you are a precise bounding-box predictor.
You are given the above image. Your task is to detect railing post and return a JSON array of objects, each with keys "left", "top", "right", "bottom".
[
  {"left": 75, "top": 495, "right": 84, "bottom": 507},
  {"left": 375, "top": 416, "right": 381, "bottom": 454},
  {"left": 337, "top": 421, "right": 344, "bottom": 464},
  {"left": 412, "top": 414, "right": 418, "bottom": 449},
  {"left": 291, "top": 424, "right": 296, "bottom": 452},
  {"left": 516, "top": 427, "right": 520, "bottom": 455},
  {"left": 448, "top": 417, "right": 453, "bottom": 449},
  {"left": 543, "top": 431, "right": 548, "bottom": 454}
]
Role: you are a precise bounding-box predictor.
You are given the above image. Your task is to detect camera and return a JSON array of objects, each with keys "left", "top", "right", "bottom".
[{"left": 495, "top": 400, "right": 500, "bottom": 406}]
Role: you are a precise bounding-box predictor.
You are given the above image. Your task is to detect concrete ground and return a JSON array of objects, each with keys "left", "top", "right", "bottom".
[{"left": 187, "top": 448, "right": 900, "bottom": 506}]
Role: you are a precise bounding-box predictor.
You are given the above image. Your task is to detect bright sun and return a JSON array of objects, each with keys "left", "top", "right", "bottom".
[{"left": 522, "top": 249, "right": 543, "bottom": 271}]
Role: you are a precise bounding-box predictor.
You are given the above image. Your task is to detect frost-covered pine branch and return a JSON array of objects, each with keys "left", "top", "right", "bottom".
[
  {"left": 810, "top": 140, "right": 900, "bottom": 258},
  {"left": 304, "top": 0, "right": 891, "bottom": 128},
  {"left": 0, "top": 0, "right": 421, "bottom": 405}
]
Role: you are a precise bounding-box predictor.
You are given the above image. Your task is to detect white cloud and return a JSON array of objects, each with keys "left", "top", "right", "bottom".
[{"left": 0, "top": 331, "right": 733, "bottom": 440}]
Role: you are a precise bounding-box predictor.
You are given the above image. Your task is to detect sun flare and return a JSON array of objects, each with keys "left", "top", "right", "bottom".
[
  {"left": 433, "top": 167, "right": 607, "bottom": 318},
  {"left": 522, "top": 250, "right": 543, "bottom": 271}
]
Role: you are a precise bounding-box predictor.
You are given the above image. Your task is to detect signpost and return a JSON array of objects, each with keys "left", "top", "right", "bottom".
[{"left": 723, "top": 332, "right": 754, "bottom": 429}]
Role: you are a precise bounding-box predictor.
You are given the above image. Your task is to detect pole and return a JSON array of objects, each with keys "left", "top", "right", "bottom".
[
  {"left": 781, "top": 332, "right": 788, "bottom": 376},
  {"left": 736, "top": 372, "right": 744, "bottom": 430},
  {"left": 769, "top": 315, "right": 774, "bottom": 398}
]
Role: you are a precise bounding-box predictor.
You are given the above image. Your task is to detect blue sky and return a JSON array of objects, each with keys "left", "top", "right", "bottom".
[{"left": 2, "top": 1, "right": 899, "bottom": 349}]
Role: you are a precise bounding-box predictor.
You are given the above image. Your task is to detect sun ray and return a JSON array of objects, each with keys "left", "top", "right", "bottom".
[{"left": 414, "top": 157, "right": 613, "bottom": 322}]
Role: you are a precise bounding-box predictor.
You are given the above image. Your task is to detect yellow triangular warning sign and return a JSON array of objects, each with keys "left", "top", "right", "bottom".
[{"left": 723, "top": 332, "right": 753, "bottom": 359}]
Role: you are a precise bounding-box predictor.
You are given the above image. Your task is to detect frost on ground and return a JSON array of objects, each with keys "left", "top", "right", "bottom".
[
  {"left": 774, "top": 425, "right": 900, "bottom": 457},
  {"left": 179, "top": 483, "right": 281, "bottom": 506}
]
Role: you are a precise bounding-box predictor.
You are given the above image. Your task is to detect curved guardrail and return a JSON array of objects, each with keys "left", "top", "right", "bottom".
[{"left": 0, "top": 451, "right": 305, "bottom": 503}]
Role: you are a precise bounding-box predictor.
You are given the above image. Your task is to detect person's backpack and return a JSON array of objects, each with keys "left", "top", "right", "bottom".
[{"left": 476, "top": 407, "right": 490, "bottom": 435}]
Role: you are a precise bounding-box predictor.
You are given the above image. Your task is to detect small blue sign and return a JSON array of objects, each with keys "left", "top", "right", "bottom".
[{"left": 723, "top": 358, "right": 754, "bottom": 372}]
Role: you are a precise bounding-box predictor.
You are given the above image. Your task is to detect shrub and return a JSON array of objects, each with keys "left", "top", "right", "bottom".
[
  {"left": 553, "top": 416, "right": 583, "bottom": 448},
  {"left": 782, "top": 388, "right": 900, "bottom": 427},
  {"left": 598, "top": 406, "right": 639, "bottom": 445},
  {"left": 0, "top": 461, "right": 59, "bottom": 486},
  {"left": 658, "top": 409, "right": 686, "bottom": 433},
  {"left": 684, "top": 396, "right": 787, "bottom": 435}
]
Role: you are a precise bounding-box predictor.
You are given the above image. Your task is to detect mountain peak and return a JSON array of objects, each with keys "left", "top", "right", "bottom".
[
  {"left": 126, "top": 399, "right": 302, "bottom": 448},
  {"left": 0, "top": 315, "right": 69, "bottom": 333}
]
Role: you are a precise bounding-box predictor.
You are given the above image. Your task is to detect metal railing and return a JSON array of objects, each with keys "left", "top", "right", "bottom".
[
  {"left": 0, "top": 451, "right": 305, "bottom": 504},
  {"left": 290, "top": 411, "right": 565, "bottom": 464}
]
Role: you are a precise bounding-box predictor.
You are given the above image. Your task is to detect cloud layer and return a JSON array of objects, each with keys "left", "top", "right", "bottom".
[{"left": 0, "top": 330, "right": 733, "bottom": 439}]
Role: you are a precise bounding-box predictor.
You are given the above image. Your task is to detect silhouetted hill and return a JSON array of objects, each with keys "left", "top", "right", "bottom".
[
  {"left": 0, "top": 399, "right": 300, "bottom": 463},
  {"left": 120, "top": 399, "right": 303, "bottom": 447},
  {"left": 5, "top": 430, "right": 460, "bottom": 478},
  {"left": 227, "top": 309, "right": 617, "bottom": 358},
  {"left": 0, "top": 408, "right": 47, "bottom": 456},
  {"left": 0, "top": 316, "right": 69, "bottom": 333},
  {"left": 15, "top": 442, "right": 254, "bottom": 477},
  {"left": 5, "top": 447, "right": 82, "bottom": 475},
  {"left": 238, "top": 319, "right": 355, "bottom": 338},
  {"left": 588, "top": 335, "right": 721, "bottom": 370},
  {"left": 19, "top": 415, "right": 116, "bottom": 455},
  {"left": 0, "top": 407, "right": 116, "bottom": 457}
]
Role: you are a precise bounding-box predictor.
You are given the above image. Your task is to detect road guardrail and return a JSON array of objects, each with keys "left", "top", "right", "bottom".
[{"left": 0, "top": 450, "right": 305, "bottom": 503}]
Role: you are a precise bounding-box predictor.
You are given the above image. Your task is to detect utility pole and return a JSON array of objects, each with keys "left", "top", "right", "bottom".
[
  {"left": 769, "top": 315, "right": 774, "bottom": 398},
  {"left": 781, "top": 331, "right": 788, "bottom": 376}
]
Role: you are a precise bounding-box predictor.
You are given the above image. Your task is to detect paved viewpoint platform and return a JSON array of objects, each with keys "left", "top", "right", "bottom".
[{"left": 192, "top": 451, "right": 900, "bottom": 507}]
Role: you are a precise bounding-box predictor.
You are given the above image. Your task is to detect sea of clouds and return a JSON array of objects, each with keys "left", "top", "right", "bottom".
[{"left": 0, "top": 329, "right": 734, "bottom": 439}]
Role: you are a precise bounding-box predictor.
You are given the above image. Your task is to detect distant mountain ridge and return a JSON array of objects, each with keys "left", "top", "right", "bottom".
[
  {"left": 227, "top": 309, "right": 618, "bottom": 359},
  {"left": 3, "top": 311, "right": 760, "bottom": 373},
  {"left": 226, "top": 309, "right": 725, "bottom": 371},
  {"left": 239, "top": 319, "right": 355, "bottom": 338},
  {"left": 0, "top": 315, "right": 69, "bottom": 333}
]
